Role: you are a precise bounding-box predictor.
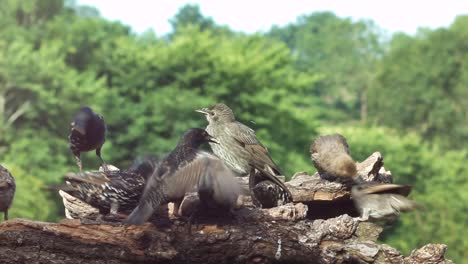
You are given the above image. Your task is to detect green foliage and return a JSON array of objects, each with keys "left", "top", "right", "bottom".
[
  {"left": 319, "top": 126, "right": 467, "bottom": 262},
  {"left": 269, "top": 12, "right": 384, "bottom": 121},
  {"left": 370, "top": 16, "right": 468, "bottom": 149}
]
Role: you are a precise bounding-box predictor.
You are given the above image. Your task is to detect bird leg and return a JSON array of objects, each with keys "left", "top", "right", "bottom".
[
  {"left": 96, "top": 147, "right": 109, "bottom": 172},
  {"left": 357, "top": 208, "right": 370, "bottom": 222},
  {"left": 4, "top": 210, "right": 8, "bottom": 221},
  {"left": 172, "top": 200, "right": 182, "bottom": 218},
  {"left": 75, "top": 155, "right": 83, "bottom": 172},
  {"left": 110, "top": 201, "right": 119, "bottom": 215}
]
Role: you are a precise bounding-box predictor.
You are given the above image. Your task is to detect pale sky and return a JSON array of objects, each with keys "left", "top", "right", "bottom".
[{"left": 77, "top": 0, "right": 468, "bottom": 35}]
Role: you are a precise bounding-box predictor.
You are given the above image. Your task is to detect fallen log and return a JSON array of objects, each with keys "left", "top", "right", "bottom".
[
  {"left": 0, "top": 215, "right": 452, "bottom": 264},
  {"left": 0, "top": 152, "right": 453, "bottom": 263}
]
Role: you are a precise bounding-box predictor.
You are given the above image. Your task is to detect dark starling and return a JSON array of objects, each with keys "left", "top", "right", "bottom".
[
  {"left": 126, "top": 128, "right": 241, "bottom": 225},
  {"left": 68, "top": 106, "right": 107, "bottom": 172},
  {"left": 127, "top": 154, "right": 160, "bottom": 178},
  {"left": 0, "top": 164, "right": 15, "bottom": 221},
  {"left": 62, "top": 165, "right": 151, "bottom": 217},
  {"left": 196, "top": 103, "right": 292, "bottom": 208},
  {"left": 310, "top": 134, "right": 357, "bottom": 183},
  {"left": 351, "top": 183, "right": 422, "bottom": 222}
]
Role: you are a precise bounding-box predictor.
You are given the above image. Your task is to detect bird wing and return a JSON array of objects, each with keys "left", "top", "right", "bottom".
[
  {"left": 127, "top": 151, "right": 240, "bottom": 224},
  {"left": 387, "top": 194, "right": 422, "bottom": 212},
  {"left": 225, "top": 122, "right": 292, "bottom": 204},
  {"left": 228, "top": 121, "right": 281, "bottom": 174},
  {"left": 229, "top": 121, "right": 262, "bottom": 146},
  {"left": 163, "top": 151, "right": 240, "bottom": 206},
  {"left": 361, "top": 184, "right": 412, "bottom": 196}
]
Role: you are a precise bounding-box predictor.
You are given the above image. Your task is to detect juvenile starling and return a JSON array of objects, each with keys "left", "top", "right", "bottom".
[
  {"left": 69, "top": 106, "right": 107, "bottom": 171},
  {"left": 0, "top": 165, "right": 15, "bottom": 221},
  {"left": 196, "top": 103, "right": 292, "bottom": 208},
  {"left": 351, "top": 183, "right": 422, "bottom": 222},
  {"left": 126, "top": 128, "right": 241, "bottom": 225},
  {"left": 310, "top": 134, "right": 357, "bottom": 183}
]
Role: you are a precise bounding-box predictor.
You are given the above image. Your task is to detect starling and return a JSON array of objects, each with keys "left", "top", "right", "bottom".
[
  {"left": 69, "top": 106, "right": 107, "bottom": 172},
  {"left": 351, "top": 183, "right": 422, "bottom": 222},
  {"left": 0, "top": 165, "right": 15, "bottom": 221},
  {"left": 126, "top": 128, "right": 241, "bottom": 225},
  {"left": 127, "top": 154, "right": 160, "bottom": 178},
  {"left": 310, "top": 134, "right": 357, "bottom": 183},
  {"left": 196, "top": 103, "right": 292, "bottom": 208},
  {"left": 62, "top": 163, "right": 153, "bottom": 217}
]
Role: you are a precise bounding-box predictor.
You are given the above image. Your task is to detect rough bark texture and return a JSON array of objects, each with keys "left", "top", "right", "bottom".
[{"left": 0, "top": 152, "right": 453, "bottom": 264}]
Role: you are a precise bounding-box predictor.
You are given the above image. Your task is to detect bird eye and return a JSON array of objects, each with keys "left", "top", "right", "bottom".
[{"left": 209, "top": 112, "right": 215, "bottom": 116}]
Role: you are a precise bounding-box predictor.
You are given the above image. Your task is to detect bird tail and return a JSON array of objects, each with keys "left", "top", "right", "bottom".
[
  {"left": 389, "top": 195, "right": 424, "bottom": 212},
  {"left": 64, "top": 171, "right": 109, "bottom": 185},
  {"left": 250, "top": 165, "right": 293, "bottom": 204}
]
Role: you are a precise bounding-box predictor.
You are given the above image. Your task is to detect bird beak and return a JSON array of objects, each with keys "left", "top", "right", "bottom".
[
  {"left": 207, "top": 135, "right": 219, "bottom": 144},
  {"left": 71, "top": 122, "right": 86, "bottom": 135},
  {"left": 195, "top": 108, "right": 210, "bottom": 115}
]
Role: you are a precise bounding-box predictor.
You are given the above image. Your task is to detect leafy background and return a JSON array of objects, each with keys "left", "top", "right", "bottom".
[{"left": 0, "top": 0, "right": 466, "bottom": 262}]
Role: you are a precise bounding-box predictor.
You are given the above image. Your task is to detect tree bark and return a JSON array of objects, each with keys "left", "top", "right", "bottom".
[
  {"left": 0, "top": 216, "right": 452, "bottom": 264},
  {"left": 0, "top": 152, "right": 453, "bottom": 264}
]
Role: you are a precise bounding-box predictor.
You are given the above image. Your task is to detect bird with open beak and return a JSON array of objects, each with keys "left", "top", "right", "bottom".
[{"left": 196, "top": 103, "right": 293, "bottom": 208}]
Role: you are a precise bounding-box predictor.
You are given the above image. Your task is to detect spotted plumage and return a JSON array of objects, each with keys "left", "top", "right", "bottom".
[
  {"left": 0, "top": 164, "right": 15, "bottom": 221},
  {"left": 68, "top": 106, "right": 107, "bottom": 171},
  {"left": 126, "top": 128, "right": 241, "bottom": 225},
  {"left": 63, "top": 169, "right": 147, "bottom": 215},
  {"left": 196, "top": 103, "right": 292, "bottom": 208}
]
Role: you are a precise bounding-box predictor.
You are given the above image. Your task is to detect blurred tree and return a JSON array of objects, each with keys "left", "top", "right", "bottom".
[
  {"left": 269, "top": 12, "right": 384, "bottom": 121},
  {"left": 169, "top": 4, "right": 232, "bottom": 37},
  {"left": 369, "top": 16, "right": 468, "bottom": 149}
]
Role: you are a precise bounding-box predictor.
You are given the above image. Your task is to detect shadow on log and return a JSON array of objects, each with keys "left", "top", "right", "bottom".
[{"left": 0, "top": 152, "right": 453, "bottom": 263}]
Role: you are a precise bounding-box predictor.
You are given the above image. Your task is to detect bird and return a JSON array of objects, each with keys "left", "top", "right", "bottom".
[
  {"left": 61, "top": 154, "right": 160, "bottom": 217},
  {"left": 310, "top": 134, "right": 358, "bottom": 183},
  {"left": 0, "top": 164, "right": 15, "bottom": 221},
  {"left": 196, "top": 103, "right": 292, "bottom": 208},
  {"left": 351, "top": 183, "right": 422, "bottom": 222},
  {"left": 68, "top": 106, "right": 107, "bottom": 172},
  {"left": 126, "top": 128, "right": 241, "bottom": 225}
]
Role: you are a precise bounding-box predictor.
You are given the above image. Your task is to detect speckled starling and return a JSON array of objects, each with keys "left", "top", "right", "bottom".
[
  {"left": 351, "top": 183, "right": 422, "bottom": 222},
  {"left": 0, "top": 164, "right": 15, "bottom": 221},
  {"left": 126, "top": 128, "right": 241, "bottom": 225},
  {"left": 196, "top": 103, "right": 292, "bottom": 208},
  {"left": 63, "top": 167, "right": 149, "bottom": 217},
  {"left": 310, "top": 134, "right": 357, "bottom": 183},
  {"left": 68, "top": 106, "right": 107, "bottom": 171}
]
